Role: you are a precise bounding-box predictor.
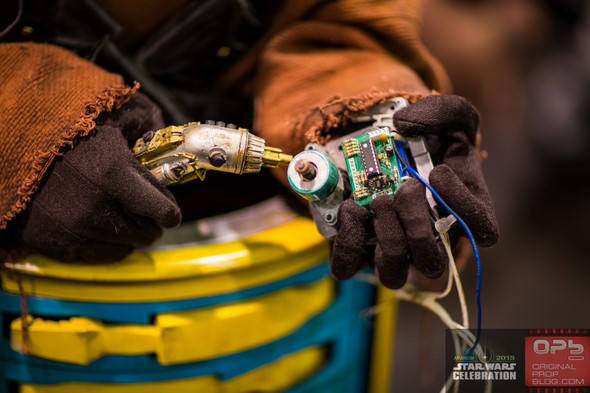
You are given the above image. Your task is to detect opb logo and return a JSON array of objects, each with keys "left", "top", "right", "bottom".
[
  {"left": 533, "top": 339, "right": 584, "bottom": 361},
  {"left": 525, "top": 335, "right": 590, "bottom": 387}
]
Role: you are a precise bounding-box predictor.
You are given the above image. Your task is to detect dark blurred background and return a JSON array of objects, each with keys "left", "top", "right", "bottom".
[{"left": 391, "top": 0, "right": 590, "bottom": 391}]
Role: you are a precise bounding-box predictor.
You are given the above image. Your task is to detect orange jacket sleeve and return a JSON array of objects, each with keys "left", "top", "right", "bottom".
[
  {"left": 0, "top": 42, "right": 138, "bottom": 230},
  {"left": 251, "top": 0, "right": 451, "bottom": 156}
]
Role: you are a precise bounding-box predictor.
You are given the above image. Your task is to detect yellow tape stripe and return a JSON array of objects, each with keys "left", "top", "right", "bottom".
[
  {"left": 4, "top": 218, "right": 325, "bottom": 282},
  {"left": 2, "top": 244, "right": 328, "bottom": 302},
  {"left": 11, "top": 278, "right": 334, "bottom": 364},
  {"left": 19, "top": 346, "right": 325, "bottom": 393}
]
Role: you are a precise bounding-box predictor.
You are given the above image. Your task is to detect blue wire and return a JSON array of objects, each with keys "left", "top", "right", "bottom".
[{"left": 401, "top": 166, "right": 482, "bottom": 354}]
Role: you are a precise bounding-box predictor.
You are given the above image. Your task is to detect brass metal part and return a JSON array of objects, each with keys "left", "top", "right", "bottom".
[
  {"left": 353, "top": 188, "right": 370, "bottom": 200},
  {"left": 342, "top": 139, "right": 360, "bottom": 158},
  {"left": 133, "top": 125, "right": 185, "bottom": 160},
  {"left": 262, "top": 146, "right": 293, "bottom": 168},
  {"left": 132, "top": 122, "right": 291, "bottom": 186}
]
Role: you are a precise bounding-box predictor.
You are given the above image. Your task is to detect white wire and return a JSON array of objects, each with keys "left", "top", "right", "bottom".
[
  {"left": 439, "top": 230, "right": 469, "bottom": 328},
  {"left": 363, "top": 215, "right": 492, "bottom": 392}
]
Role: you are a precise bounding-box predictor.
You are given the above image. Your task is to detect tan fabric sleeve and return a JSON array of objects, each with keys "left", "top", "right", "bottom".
[
  {"left": 253, "top": 0, "right": 452, "bottom": 155},
  {"left": 0, "top": 42, "right": 138, "bottom": 229}
]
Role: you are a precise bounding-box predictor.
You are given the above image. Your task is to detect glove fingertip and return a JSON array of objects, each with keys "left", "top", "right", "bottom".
[
  {"left": 421, "top": 261, "right": 446, "bottom": 279},
  {"left": 379, "top": 273, "right": 408, "bottom": 290},
  {"left": 159, "top": 203, "right": 182, "bottom": 229},
  {"left": 329, "top": 257, "right": 362, "bottom": 281},
  {"left": 331, "top": 199, "right": 370, "bottom": 280},
  {"left": 330, "top": 242, "right": 370, "bottom": 280},
  {"left": 374, "top": 252, "right": 410, "bottom": 289},
  {"left": 371, "top": 195, "right": 411, "bottom": 289},
  {"left": 412, "top": 244, "right": 447, "bottom": 280},
  {"left": 393, "top": 95, "right": 480, "bottom": 142},
  {"left": 429, "top": 165, "right": 500, "bottom": 248},
  {"left": 474, "top": 222, "right": 500, "bottom": 248}
]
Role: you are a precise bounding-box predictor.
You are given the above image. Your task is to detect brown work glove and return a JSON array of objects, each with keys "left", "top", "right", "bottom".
[
  {"left": 9, "top": 93, "right": 182, "bottom": 261},
  {"left": 330, "top": 95, "right": 499, "bottom": 289}
]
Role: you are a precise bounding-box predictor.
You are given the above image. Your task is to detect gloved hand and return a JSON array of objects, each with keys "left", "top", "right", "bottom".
[
  {"left": 330, "top": 94, "right": 499, "bottom": 289},
  {"left": 10, "top": 93, "right": 182, "bottom": 261}
]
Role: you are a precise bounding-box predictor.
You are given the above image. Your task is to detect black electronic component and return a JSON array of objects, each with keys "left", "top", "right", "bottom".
[{"left": 360, "top": 140, "right": 381, "bottom": 179}]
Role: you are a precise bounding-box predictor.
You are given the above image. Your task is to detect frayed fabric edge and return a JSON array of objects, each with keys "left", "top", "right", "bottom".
[
  {"left": 0, "top": 81, "right": 140, "bottom": 230},
  {"left": 300, "top": 89, "right": 435, "bottom": 145}
]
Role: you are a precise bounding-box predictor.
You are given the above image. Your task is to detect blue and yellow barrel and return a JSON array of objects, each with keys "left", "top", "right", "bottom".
[{"left": 0, "top": 197, "right": 396, "bottom": 393}]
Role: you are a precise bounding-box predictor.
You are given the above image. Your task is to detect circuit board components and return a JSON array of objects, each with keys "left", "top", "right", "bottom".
[
  {"left": 285, "top": 97, "right": 436, "bottom": 240},
  {"left": 342, "top": 128, "right": 404, "bottom": 206}
]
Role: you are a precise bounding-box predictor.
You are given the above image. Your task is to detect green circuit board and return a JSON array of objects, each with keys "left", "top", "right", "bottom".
[{"left": 341, "top": 129, "right": 404, "bottom": 207}]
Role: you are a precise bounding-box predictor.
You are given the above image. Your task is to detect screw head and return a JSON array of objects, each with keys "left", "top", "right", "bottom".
[
  {"left": 142, "top": 131, "right": 155, "bottom": 142},
  {"left": 208, "top": 148, "right": 227, "bottom": 167}
]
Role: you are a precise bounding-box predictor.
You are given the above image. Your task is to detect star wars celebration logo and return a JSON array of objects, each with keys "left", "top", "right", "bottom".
[{"left": 451, "top": 343, "right": 517, "bottom": 383}]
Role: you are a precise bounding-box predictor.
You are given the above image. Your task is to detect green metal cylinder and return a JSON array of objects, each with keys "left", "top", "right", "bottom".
[{"left": 287, "top": 150, "right": 339, "bottom": 201}]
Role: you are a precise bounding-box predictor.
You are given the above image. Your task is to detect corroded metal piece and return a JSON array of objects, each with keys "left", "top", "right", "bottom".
[{"left": 133, "top": 123, "right": 292, "bottom": 186}]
